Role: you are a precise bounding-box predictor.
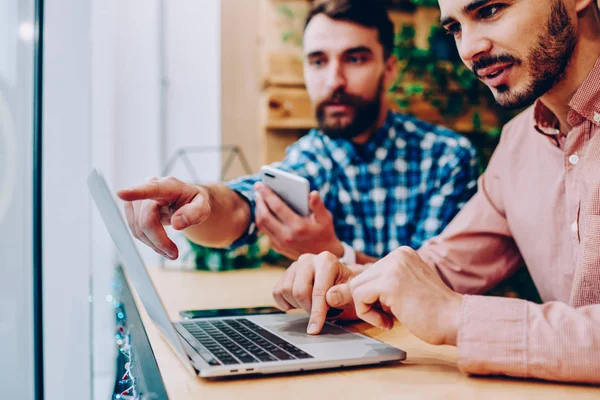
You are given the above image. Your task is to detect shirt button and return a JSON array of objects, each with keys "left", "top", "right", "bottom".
[
  {"left": 571, "top": 220, "right": 578, "bottom": 233},
  {"left": 594, "top": 112, "right": 600, "bottom": 124},
  {"left": 568, "top": 153, "right": 579, "bottom": 165}
]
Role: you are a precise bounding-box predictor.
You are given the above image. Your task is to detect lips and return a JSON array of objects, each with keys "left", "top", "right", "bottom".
[
  {"left": 324, "top": 103, "right": 351, "bottom": 113},
  {"left": 476, "top": 63, "right": 514, "bottom": 87}
]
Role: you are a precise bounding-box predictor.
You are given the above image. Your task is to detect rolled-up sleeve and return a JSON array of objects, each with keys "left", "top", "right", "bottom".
[
  {"left": 458, "top": 295, "right": 600, "bottom": 383},
  {"left": 226, "top": 173, "right": 261, "bottom": 248}
]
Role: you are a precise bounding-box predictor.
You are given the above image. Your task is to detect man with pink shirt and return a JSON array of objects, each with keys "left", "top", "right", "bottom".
[{"left": 277, "top": 0, "right": 600, "bottom": 383}]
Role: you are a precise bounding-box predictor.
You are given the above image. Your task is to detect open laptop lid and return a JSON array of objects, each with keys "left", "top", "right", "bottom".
[{"left": 87, "top": 169, "right": 195, "bottom": 374}]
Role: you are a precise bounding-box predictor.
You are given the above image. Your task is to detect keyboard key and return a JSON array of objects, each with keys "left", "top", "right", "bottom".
[
  {"left": 256, "top": 353, "right": 277, "bottom": 362},
  {"left": 288, "top": 349, "right": 312, "bottom": 359},
  {"left": 269, "top": 350, "right": 296, "bottom": 361},
  {"left": 221, "top": 358, "right": 239, "bottom": 365},
  {"left": 238, "top": 355, "right": 258, "bottom": 364}
]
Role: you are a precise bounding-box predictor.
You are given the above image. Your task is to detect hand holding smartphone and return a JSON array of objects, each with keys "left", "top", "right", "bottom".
[{"left": 260, "top": 166, "right": 310, "bottom": 216}]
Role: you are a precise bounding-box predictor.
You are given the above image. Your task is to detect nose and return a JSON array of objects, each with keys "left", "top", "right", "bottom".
[
  {"left": 325, "top": 61, "right": 346, "bottom": 93},
  {"left": 457, "top": 26, "right": 493, "bottom": 65}
]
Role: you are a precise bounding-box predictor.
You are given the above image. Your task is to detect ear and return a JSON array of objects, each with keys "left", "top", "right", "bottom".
[
  {"left": 383, "top": 55, "right": 399, "bottom": 91},
  {"left": 574, "top": 0, "right": 596, "bottom": 13}
]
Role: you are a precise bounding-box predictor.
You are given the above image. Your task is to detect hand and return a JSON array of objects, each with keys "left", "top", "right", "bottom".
[
  {"left": 330, "top": 247, "right": 463, "bottom": 346},
  {"left": 117, "top": 176, "right": 211, "bottom": 260},
  {"left": 254, "top": 182, "right": 343, "bottom": 260},
  {"left": 272, "top": 251, "right": 366, "bottom": 334}
]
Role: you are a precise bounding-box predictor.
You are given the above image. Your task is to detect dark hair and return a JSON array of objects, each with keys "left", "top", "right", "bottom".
[{"left": 304, "top": 0, "right": 395, "bottom": 59}]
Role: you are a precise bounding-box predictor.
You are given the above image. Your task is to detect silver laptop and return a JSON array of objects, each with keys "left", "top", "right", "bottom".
[{"left": 88, "top": 169, "right": 406, "bottom": 378}]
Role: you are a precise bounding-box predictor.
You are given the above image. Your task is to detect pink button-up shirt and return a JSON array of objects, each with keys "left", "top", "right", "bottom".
[{"left": 418, "top": 58, "right": 600, "bottom": 384}]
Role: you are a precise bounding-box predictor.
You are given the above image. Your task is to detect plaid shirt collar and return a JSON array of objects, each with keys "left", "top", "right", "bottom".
[{"left": 317, "top": 110, "right": 397, "bottom": 169}]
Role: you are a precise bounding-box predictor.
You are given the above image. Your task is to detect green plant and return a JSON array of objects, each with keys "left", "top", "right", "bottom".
[
  {"left": 278, "top": 5, "right": 305, "bottom": 47},
  {"left": 392, "top": 24, "right": 496, "bottom": 124},
  {"left": 186, "top": 235, "right": 289, "bottom": 272}
]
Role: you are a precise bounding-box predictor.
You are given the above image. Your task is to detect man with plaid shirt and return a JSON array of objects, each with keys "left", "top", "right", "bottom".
[
  {"left": 117, "top": 0, "right": 478, "bottom": 265},
  {"left": 228, "top": 111, "right": 478, "bottom": 263}
]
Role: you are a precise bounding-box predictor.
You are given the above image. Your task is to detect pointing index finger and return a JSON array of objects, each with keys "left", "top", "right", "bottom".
[{"left": 117, "top": 180, "right": 172, "bottom": 202}]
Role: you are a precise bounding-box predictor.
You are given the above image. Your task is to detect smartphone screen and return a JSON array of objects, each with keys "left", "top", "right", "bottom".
[{"left": 179, "top": 306, "right": 285, "bottom": 319}]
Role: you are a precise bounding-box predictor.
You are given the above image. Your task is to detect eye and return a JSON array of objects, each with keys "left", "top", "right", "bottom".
[
  {"left": 309, "top": 58, "right": 325, "bottom": 67},
  {"left": 347, "top": 55, "right": 368, "bottom": 64},
  {"left": 478, "top": 4, "right": 504, "bottom": 19},
  {"left": 445, "top": 23, "right": 462, "bottom": 37}
]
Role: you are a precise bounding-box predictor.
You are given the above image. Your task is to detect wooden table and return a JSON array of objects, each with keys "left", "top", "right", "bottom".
[{"left": 136, "top": 265, "right": 600, "bottom": 399}]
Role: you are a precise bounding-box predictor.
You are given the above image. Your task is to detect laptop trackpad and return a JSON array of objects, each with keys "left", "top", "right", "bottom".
[{"left": 251, "top": 313, "right": 363, "bottom": 345}]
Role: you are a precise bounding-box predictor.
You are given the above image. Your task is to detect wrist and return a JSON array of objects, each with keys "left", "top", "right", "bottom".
[
  {"left": 337, "top": 241, "right": 357, "bottom": 265},
  {"left": 441, "top": 293, "right": 463, "bottom": 346},
  {"left": 330, "top": 240, "right": 344, "bottom": 258}
]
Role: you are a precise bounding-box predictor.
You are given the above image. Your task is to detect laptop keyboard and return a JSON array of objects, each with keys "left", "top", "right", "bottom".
[{"left": 179, "top": 318, "right": 314, "bottom": 366}]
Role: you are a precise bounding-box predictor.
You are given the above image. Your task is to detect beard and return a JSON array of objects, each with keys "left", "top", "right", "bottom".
[
  {"left": 472, "top": 0, "right": 577, "bottom": 110},
  {"left": 315, "top": 75, "right": 384, "bottom": 140}
]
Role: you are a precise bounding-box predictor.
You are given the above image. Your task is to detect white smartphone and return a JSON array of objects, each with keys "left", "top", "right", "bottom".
[{"left": 260, "top": 166, "right": 310, "bottom": 216}]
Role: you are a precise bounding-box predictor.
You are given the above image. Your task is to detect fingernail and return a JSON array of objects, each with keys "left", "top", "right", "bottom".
[
  {"left": 168, "top": 252, "right": 177, "bottom": 259},
  {"left": 177, "top": 215, "right": 189, "bottom": 227},
  {"left": 307, "top": 323, "right": 318, "bottom": 334},
  {"left": 330, "top": 291, "right": 341, "bottom": 306}
]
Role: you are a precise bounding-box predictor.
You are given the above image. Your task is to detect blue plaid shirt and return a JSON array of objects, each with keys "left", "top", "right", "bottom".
[{"left": 227, "top": 111, "right": 479, "bottom": 258}]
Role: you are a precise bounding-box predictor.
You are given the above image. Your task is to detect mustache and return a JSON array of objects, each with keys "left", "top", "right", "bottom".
[
  {"left": 472, "top": 54, "right": 522, "bottom": 78},
  {"left": 317, "top": 89, "right": 367, "bottom": 108}
]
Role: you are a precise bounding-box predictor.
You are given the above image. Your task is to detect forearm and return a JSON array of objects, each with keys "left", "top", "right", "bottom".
[
  {"left": 457, "top": 296, "right": 600, "bottom": 384},
  {"left": 416, "top": 181, "right": 523, "bottom": 294},
  {"left": 183, "top": 184, "right": 251, "bottom": 248}
]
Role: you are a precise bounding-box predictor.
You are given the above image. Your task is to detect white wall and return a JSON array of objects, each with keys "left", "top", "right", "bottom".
[
  {"left": 110, "top": 0, "right": 222, "bottom": 188},
  {"left": 163, "top": 0, "right": 222, "bottom": 183}
]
